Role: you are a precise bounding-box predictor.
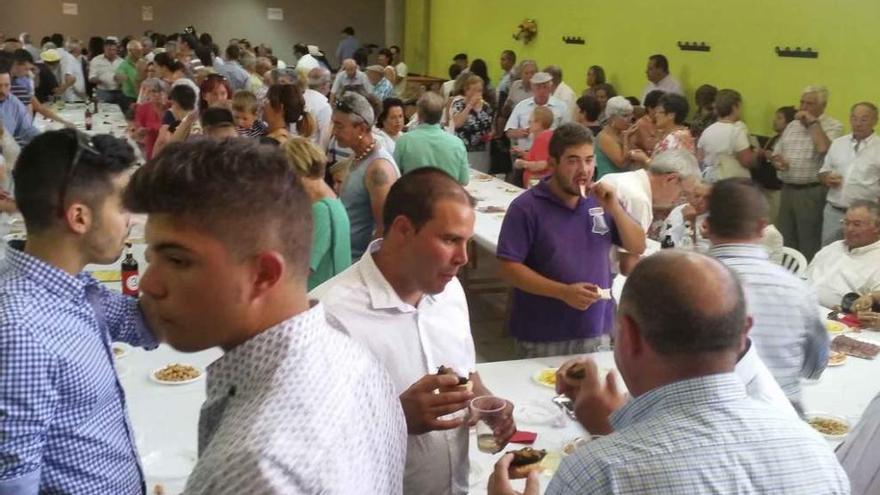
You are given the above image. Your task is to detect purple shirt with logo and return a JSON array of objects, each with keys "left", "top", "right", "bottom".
[{"left": 497, "top": 179, "right": 622, "bottom": 342}]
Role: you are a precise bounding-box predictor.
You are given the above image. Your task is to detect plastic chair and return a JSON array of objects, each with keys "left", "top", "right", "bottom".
[{"left": 779, "top": 246, "right": 808, "bottom": 278}]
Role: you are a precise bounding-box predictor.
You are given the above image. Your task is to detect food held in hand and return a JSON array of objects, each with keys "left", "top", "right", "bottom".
[
  {"left": 564, "top": 362, "right": 587, "bottom": 381},
  {"left": 598, "top": 288, "right": 612, "bottom": 300},
  {"left": 579, "top": 184, "right": 587, "bottom": 198},
  {"left": 437, "top": 365, "right": 472, "bottom": 391},
  {"left": 535, "top": 368, "right": 557, "bottom": 387},
  {"left": 508, "top": 447, "right": 547, "bottom": 478},
  {"left": 154, "top": 364, "right": 201, "bottom": 382}
]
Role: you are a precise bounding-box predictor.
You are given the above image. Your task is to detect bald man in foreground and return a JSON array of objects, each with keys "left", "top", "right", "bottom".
[{"left": 489, "top": 251, "right": 850, "bottom": 494}]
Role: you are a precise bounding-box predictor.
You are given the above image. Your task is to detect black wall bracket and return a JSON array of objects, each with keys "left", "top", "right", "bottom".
[
  {"left": 678, "top": 41, "right": 710, "bottom": 52},
  {"left": 776, "top": 47, "right": 819, "bottom": 59},
  {"left": 562, "top": 36, "right": 585, "bottom": 45}
]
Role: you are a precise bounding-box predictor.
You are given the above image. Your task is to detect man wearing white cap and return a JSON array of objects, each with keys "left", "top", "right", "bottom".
[
  {"left": 505, "top": 71, "right": 570, "bottom": 153},
  {"left": 366, "top": 65, "right": 393, "bottom": 101}
]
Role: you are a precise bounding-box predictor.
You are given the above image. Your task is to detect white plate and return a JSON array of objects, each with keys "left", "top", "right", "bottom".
[
  {"left": 531, "top": 368, "right": 557, "bottom": 389},
  {"left": 112, "top": 343, "right": 131, "bottom": 359},
  {"left": 141, "top": 449, "right": 198, "bottom": 480},
  {"left": 150, "top": 365, "right": 205, "bottom": 386},
  {"left": 804, "top": 412, "right": 850, "bottom": 441},
  {"left": 515, "top": 401, "right": 562, "bottom": 426}
]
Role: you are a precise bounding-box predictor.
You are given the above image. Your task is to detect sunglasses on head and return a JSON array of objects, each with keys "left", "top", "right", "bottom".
[
  {"left": 57, "top": 130, "right": 101, "bottom": 217},
  {"left": 335, "top": 97, "right": 368, "bottom": 124}
]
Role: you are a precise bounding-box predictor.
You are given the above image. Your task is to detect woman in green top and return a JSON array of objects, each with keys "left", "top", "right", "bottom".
[
  {"left": 595, "top": 96, "right": 638, "bottom": 179},
  {"left": 283, "top": 138, "right": 352, "bottom": 290}
]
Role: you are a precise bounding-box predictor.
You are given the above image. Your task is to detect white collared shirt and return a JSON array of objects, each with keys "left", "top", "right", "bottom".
[
  {"left": 59, "top": 49, "right": 86, "bottom": 102},
  {"left": 641, "top": 74, "right": 684, "bottom": 102},
  {"left": 807, "top": 239, "right": 880, "bottom": 307},
  {"left": 312, "top": 239, "right": 476, "bottom": 495},
  {"left": 735, "top": 340, "right": 798, "bottom": 418},
  {"left": 820, "top": 132, "right": 880, "bottom": 207},
  {"left": 183, "top": 303, "right": 407, "bottom": 495},
  {"left": 505, "top": 96, "right": 571, "bottom": 150},
  {"left": 300, "top": 89, "right": 332, "bottom": 149},
  {"left": 88, "top": 54, "right": 122, "bottom": 91}
]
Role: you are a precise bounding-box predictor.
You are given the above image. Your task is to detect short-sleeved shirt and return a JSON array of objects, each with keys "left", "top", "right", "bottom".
[
  {"left": 11, "top": 75, "right": 34, "bottom": 107},
  {"left": 116, "top": 57, "right": 139, "bottom": 99},
  {"left": 308, "top": 198, "right": 352, "bottom": 291},
  {"left": 820, "top": 132, "right": 880, "bottom": 208},
  {"left": 505, "top": 96, "right": 570, "bottom": 151},
  {"left": 497, "top": 180, "right": 622, "bottom": 342},
  {"left": 523, "top": 129, "right": 553, "bottom": 187},
  {"left": 698, "top": 121, "right": 751, "bottom": 181},
  {"left": 393, "top": 123, "right": 470, "bottom": 185}
]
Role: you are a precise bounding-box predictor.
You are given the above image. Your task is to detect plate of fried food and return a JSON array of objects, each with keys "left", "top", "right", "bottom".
[
  {"left": 805, "top": 412, "right": 850, "bottom": 441},
  {"left": 532, "top": 368, "right": 558, "bottom": 388},
  {"left": 150, "top": 364, "right": 204, "bottom": 385},
  {"left": 828, "top": 350, "right": 848, "bottom": 367}
]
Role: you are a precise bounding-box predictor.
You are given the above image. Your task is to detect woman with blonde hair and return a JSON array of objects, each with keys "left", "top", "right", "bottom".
[{"left": 282, "top": 137, "right": 351, "bottom": 289}]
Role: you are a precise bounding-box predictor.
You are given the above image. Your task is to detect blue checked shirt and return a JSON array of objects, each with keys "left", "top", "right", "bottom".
[
  {"left": 710, "top": 243, "right": 829, "bottom": 401},
  {"left": 548, "top": 374, "right": 850, "bottom": 494},
  {"left": 0, "top": 247, "right": 157, "bottom": 494}
]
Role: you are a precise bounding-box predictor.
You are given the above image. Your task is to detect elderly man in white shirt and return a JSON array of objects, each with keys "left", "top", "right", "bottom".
[
  {"left": 819, "top": 101, "right": 880, "bottom": 245},
  {"left": 58, "top": 39, "right": 86, "bottom": 102},
  {"left": 127, "top": 139, "right": 407, "bottom": 495},
  {"left": 599, "top": 149, "right": 701, "bottom": 273},
  {"left": 329, "top": 58, "right": 372, "bottom": 105},
  {"left": 313, "top": 169, "right": 516, "bottom": 495},
  {"left": 505, "top": 71, "right": 569, "bottom": 152},
  {"left": 88, "top": 39, "right": 124, "bottom": 104},
  {"left": 807, "top": 200, "right": 880, "bottom": 308},
  {"left": 544, "top": 65, "right": 576, "bottom": 119},
  {"left": 640, "top": 54, "right": 684, "bottom": 103}
]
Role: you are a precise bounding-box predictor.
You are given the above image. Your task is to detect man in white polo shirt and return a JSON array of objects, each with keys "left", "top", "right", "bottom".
[
  {"left": 313, "top": 168, "right": 515, "bottom": 495},
  {"left": 505, "top": 71, "right": 569, "bottom": 153}
]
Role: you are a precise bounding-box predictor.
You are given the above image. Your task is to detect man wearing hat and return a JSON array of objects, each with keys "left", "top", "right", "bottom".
[
  {"left": 365, "top": 65, "right": 394, "bottom": 101},
  {"left": 504, "top": 71, "right": 571, "bottom": 152}
]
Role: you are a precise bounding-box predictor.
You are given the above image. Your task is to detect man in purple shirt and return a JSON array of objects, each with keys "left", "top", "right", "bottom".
[{"left": 497, "top": 122, "right": 646, "bottom": 358}]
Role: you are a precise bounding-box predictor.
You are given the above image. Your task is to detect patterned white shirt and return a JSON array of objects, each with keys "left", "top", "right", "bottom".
[
  {"left": 548, "top": 374, "right": 850, "bottom": 494},
  {"left": 776, "top": 114, "right": 844, "bottom": 185},
  {"left": 807, "top": 239, "right": 880, "bottom": 308},
  {"left": 505, "top": 96, "right": 570, "bottom": 151},
  {"left": 183, "top": 302, "right": 407, "bottom": 495},
  {"left": 710, "top": 243, "right": 828, "bottom": 401},
  {"left": 312, "top": 239, "right": 476, "bottom": 495},
  {"left": 640, "top": 74, "right": 684, "bottom": 103}
]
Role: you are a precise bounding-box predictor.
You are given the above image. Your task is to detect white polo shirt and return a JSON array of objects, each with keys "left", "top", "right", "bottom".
[
  {"left": 806, "top": 239, "right": 880, "bottom": 307},
  {"left": 505, "top": 96, "right": 570, "bottom": 151},
  {"left": 598, "top": 169, "right": 653, "bottom": 230},
  {"left": 311, "top": 239, "right": 475, "bottom": 495}
]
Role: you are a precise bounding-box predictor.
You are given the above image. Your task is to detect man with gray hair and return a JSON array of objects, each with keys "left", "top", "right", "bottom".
[
  {"left": 545, "top": 65, "right": 576, "bottom": 119},
  {"left": 393, "top": 92, "right": 470, "bottom": 185},
  {"left": 330, "top": 59, "right": 372, "bottom": 105},
  {"left": 139, "top": 36, "right": 155, "bottom": 62},
  {"left": 55, "top": 38, "right": 86, "bottom": 102},
  {"left": 18, "top": 33, "right": 41, "bottom": 61},
  {"left": 599, "top": 148, "right": 701, "bottom": 273},
  {"left": 308, "top": 66, "right": 332, "bottom": 97},
  {"left": 505, "top": 71, "right": 570, "bottom": 153},
  {"left": 818, "top": 101, "right": 880, "bottom": 245},
  {"left": 772, "top": 85, "right": 844, "bottom": 260}
]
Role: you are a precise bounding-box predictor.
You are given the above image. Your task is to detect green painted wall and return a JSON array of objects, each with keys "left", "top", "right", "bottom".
[{"left": 405, "top": 0, "right": 879, "bottom": 135}]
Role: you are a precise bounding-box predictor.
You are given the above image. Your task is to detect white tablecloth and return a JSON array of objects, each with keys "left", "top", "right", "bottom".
[
  {"left": 465, "top": 170, "right": 522, "bottom": 253},
  {"left": 33, "top": 102, "right": 128, "bottom": 136}
]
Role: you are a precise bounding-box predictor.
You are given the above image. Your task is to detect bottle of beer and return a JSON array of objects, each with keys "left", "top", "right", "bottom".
[
  {"left": 84, "top": 107, "right": 93, "bottom": 131},
  {"left": 121, "top": 244, "right": 139, "bottom": 297}
]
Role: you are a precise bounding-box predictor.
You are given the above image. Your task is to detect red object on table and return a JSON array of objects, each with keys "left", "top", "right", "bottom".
[
  {"left": 509, "top": 430, "right": 537, "bottom": 444},
  {"left": 839, "top": 314, "right": 861, "bottom": 328}
]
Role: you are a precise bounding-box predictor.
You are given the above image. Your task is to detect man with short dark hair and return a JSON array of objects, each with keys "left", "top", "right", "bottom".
[
  {"left": 0, "top": 130, "right": 157, "bottom": 493},
  {"left": 314, "top": 168, "right": 515, "bottom": 495},
  {"left": 496, "top": 50, "right": 517, "bottom": 103},
  {"left": 9, "top": 49, "right": 72, "bottom": 127},
  {"left": 498, "top": 123, "right": 646, "bottom": 357},
  {"left": 393, "top": 92, "right": 469, "bottom": 184},
  {"left": 216, "top": 43, "right": 249, "bottom": 91},
  {"left": 640, "top": 54, "right": 683, "bottom": 102},
  {"left": 489, "top": 250, "right": 849, "bottom": 495},
  {"left": 453, "top": 53, "right": 468, "bottom": 70},
  {"left": 335, "top": 27, "right": 361, "bottom": 66},
  {"left": 178, "top": 33, "right": 203, "bottom": 75},
  {"left": 127, "top": 138, "right": 407, "bottom": 494},
  {"left": 0, "top": 68, "right": 39, "bottom": 144},
  {"left": 88, "top": 38, "right": 123, "bottom": 105},
  {"left": 706, "top": 178, "right": 828, "bottom": 408}
]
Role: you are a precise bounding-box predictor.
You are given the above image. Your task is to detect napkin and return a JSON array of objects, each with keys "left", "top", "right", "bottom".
[{"left": 509, "top": 430, "right": 537, "bottom": 444}]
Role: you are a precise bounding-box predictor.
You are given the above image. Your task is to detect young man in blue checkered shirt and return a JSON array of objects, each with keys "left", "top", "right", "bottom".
[{"left": 0, "top": 129, "right": 158, "bottom": 494}]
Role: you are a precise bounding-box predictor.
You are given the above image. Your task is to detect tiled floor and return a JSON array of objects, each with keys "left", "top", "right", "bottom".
[{"left": 461, "top": 246, "right": 519, "bottom": 363}]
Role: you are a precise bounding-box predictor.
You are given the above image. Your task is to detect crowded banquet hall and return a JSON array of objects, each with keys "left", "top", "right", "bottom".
[{"left": 3, "top": 0, "right": 880, "bottom": 493}]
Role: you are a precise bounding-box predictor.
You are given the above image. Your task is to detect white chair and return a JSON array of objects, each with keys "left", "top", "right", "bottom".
[{"left": 779, "top": 246, "right": 808, "bottom": 278}]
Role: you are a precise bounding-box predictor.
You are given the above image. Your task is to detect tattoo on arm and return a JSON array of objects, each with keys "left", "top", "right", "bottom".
[{"left": 368, "top": 164, "right": 391, "bottom": 188}]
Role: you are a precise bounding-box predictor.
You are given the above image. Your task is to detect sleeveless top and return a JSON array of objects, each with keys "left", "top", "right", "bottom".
[
  {"left": 340, "top": 144, "right": 398, "bottom": 260},
  {"left": 308, "top": 198, "right": 352, "bottom": 291}
]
